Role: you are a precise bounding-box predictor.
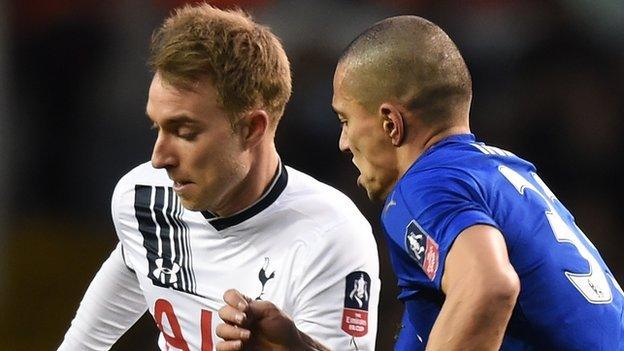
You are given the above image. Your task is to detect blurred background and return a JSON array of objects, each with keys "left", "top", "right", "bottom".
[{"left": 1, "top": 0, "right": 623, "bottom": 350}]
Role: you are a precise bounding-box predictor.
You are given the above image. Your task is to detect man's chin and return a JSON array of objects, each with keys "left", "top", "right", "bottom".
[
  {"left": 179, "top": 197, "right": 202, "bottom": 211},
  {"left": 366, "top": 190, "right": 386, "bottom": 203},
  {"left": 362, "top": 184, "right": 385, "bottom": 203}
]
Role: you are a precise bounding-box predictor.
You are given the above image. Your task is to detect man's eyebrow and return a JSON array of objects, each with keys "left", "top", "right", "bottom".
[
  {"left": 165, "top": 115, "right": 199, "bottom": 125},
  {"left": 145, "top": 113, "right": 199, "bottom": 126}
]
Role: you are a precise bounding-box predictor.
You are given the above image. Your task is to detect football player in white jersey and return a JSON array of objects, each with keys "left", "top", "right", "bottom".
[{"left": 58, "top": 3, "right": 379, "bottom": 351}]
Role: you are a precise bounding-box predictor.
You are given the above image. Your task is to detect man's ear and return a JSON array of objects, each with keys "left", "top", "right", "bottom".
[
  {"left": 380, "top": 102, "right": 405, "bottom": 146},
  {"left": 238, "top": 109, "right": 270, "bottom": 149}
]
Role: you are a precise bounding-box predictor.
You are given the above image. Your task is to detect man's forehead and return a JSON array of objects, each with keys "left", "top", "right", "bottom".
[
  {"left": 332, "top": 86, "right": 357, "bottom": 114},
  {"left": 147, "top": 73, "right": 222, "bottom": 117},
  {"left": 150, "top": 73, "right": 203, "bottom": 97},
  {"left": 146, "top": 83, "right": 186, "bottom": 115},
  {"left": 333, "top": 62, "right": 350, "bottom": 89},
  {"left": 332, "top": 65, "right": 353, "bottom": 102},
  {"left": 331, "top": 91, "right": 347, "bottom": 115}
]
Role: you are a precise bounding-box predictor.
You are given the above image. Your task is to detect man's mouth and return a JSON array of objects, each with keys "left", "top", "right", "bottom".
[{"left": 172, "top": 180, "right": 193, "bottom": 191}]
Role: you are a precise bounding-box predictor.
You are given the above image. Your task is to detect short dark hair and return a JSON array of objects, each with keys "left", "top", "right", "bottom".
[{"left": 338, "top": 16, "right": 472, "bottom": 125}]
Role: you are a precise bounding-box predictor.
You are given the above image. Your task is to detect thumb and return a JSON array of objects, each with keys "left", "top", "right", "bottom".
[{"left": 246, "top": 300, "right": 278, "bottom": 321}]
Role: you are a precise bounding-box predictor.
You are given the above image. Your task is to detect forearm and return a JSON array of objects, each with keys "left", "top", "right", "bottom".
[
  {"left": 426, "top": 286, "right": 517, "bottom": 350},
  {"left": 58, "top": 244, "right": 147, "bottom": 351}
]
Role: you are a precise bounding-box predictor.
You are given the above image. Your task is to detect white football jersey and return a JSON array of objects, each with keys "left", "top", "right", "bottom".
[{"left": 112, "top": 161, "right": 380, "bottom": 350}]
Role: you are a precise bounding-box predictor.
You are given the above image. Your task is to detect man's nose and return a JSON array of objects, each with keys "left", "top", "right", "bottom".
[
  {"left": 151, "top": 132, "right": 177, "bottom": 169},
  {"left": 338, "top": 127, "right": 351, "bottom": 154}
]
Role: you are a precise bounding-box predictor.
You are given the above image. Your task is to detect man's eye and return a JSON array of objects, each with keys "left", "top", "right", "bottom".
[{"left": 177, "top": 129, "right": 198, "bottom": 140}]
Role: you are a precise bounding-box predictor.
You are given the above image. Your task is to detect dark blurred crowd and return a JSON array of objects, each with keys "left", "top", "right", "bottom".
[{"left": 2, "top": 1, "right": 623, "bottom": 350}]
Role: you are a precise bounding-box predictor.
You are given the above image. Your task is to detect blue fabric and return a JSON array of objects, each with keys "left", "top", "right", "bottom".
[{"left": 383, "top": 134, "right": 624, "bottom": 350}]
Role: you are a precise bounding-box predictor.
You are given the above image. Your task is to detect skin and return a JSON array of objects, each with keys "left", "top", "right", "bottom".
[
  {"left": 332, "top": 63, "right": 469, "bottom": 202},
  {"left": 333, "top": 61, "right": 520, "bottom": 350},
  {"left": 147, "top": 72, "right": 279, "bottom": 216},
  {"left": 148, "top": 71, "right": 328, "bottom": 350},
  {"left": 215, "top": 22, "right": 520, "bottom": 350},
  {"left": 216, "top": 61, "right": 519, "bottom": 351},
  {"left": 216, "top": 289, "right": 329, "bottom": 351},
  {"left": 427, "top": 225, "right": 519, "bottom": 350}
]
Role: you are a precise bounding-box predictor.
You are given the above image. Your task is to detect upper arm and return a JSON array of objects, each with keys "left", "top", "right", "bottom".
[
  {"left": 58, "top": 244, "right": 147, "bottom": 350},
  {"left": 110, "top": 176, "right": 138, "bottom": 271},
  {"left": 441, "top": 225, "right": 520, "bottom": 299}
]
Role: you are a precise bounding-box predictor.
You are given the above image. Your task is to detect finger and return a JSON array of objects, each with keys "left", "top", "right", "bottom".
[
  {"left": 216, "top": 323, "right": 251, "bottom": 341},
  {"left": 247, "top": 299, "right": 279, "bottom": 319},
  {"left": 223, "top": 289, "right": 252, "bottom": 312},
  {"left": 215, "top": 339, "right": 244, "bottom": 351},
  {"left": 245, "top": 300, "right": 300, "bottom": 336},
  {"left": 218, "top": 305, "right": 248, "bottom": 325}
]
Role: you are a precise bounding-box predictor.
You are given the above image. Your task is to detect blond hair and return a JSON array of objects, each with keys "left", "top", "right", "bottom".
[{"left": 149, "top": 3, "right": 292, "bottom": 127}]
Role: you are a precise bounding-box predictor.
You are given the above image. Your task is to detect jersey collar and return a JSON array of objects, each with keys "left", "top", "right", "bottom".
[
  {"left": 200, "top": 162, "right": 288, "bottom": 231},
  {"left": 384, "top": 133, "right": 476, "bottom": 205},
  {"left": 409, "top": 133, "right": 475, "bottom": 172}
]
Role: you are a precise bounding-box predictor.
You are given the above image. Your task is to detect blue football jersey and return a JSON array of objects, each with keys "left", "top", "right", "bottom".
[{"left": 382, "top": 134, "right": 624, "bottom": 350}]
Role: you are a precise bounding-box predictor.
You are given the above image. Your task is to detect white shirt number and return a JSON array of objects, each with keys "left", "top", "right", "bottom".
[{"left": 499, "top": 165, "right": 618, "bottom": 304}]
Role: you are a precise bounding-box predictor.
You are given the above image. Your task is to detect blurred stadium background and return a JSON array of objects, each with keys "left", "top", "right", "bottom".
[{"left": 1, "top": 0, "right": 623, "bottom": 350}]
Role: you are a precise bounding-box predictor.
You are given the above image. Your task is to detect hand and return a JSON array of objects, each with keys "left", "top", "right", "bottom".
[{"left": 216, "top": 289, "right": 307, "bottom": 351}]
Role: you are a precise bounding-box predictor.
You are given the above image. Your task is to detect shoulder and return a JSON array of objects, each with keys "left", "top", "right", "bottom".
[
  {"left": 282, "top": 166, "right": 371, "bottom": 229},
  {"left": 282, "top": 167, "right": 366, "bottom": 220},
  {"left": 390, "top": 165, "right": 499, "bottom": 236},
  {"left": 280, "top": 168, "right": 379, "bottom": 293},
  {"left": 280, "top": 166, "right": 376, "bottom": 250},
  {"left": 397, "top": 166, "right": 481, "bottom": 208},
  {"left": 111, "top": 161, "right": 170, "bottom": 212},
  {"left": 403, "top": 140, "right": 536, "bottom": 210},
  {"left": 114, "top": 161, "right": 170, "bottom": 191}
]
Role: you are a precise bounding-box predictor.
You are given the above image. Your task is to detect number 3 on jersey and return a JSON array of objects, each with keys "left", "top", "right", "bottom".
[
  {"left": 499, "top": 166, "right": 621, "bottom": 304},
  {"left": 154, "top": 299, "right": 213, "bottom": 350}
]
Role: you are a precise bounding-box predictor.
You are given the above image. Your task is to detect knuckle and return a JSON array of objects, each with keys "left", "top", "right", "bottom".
[
  {"left": 224, "top": 288, "right": 238, "bottom": 299},
  {"left": 218, "top": 306, "right": 231, "bottom": 320},
  {"left": 215, "top": 323, "right": 226, "bottom": 335}
]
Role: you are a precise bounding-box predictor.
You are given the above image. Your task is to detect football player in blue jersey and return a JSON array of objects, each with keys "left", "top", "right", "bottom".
[
  {"left": 329, "top": 15, "right": 624, "bottom": 350},
  {"left": 218, "top": 14, "right": 624, "bottom": 351}
]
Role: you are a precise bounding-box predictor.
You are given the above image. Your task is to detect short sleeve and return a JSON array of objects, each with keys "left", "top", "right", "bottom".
[
  {"left": 290, "top": 219, "right": 380, "bottom": 351},
  {"left": 110, "top": 175, "right": 135, "bottom": 271},
  {"left": 398, "top": 169, "right": 499, "bottom": 289},
  {"left": 57, "top": 244, "right": 147, "bottom": 350}
]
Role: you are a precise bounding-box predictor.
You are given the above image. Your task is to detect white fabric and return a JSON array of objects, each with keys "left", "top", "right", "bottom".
[
  {"left": 58, "top": 243, "right": 147, "bottom": 350},
  {"left": 61, "top": 162, "right": 380, "bottom": 350}
]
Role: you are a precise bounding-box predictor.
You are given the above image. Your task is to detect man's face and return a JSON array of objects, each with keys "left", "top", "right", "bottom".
[
  {"left": 146, "top": 73, "right": 247, "bottom": 211},
  {"left": 332, "top": 65, "right": 398, "bottom": 202}
]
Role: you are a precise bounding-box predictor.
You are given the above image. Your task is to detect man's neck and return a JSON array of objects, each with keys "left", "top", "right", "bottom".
[
  {"left": 397, "top": 124, "right": 470, "bottom": 180},
  {"left": 213, "top": 143, "right": 280, "bottom": 218}
]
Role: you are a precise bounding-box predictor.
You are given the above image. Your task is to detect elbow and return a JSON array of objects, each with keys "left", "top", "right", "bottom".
[
  {"left": 484, "top": 269, "right": 520, "bottom": 309},
  {"left": 456, "top": 266, "right": 520, "bottom": 312}
]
